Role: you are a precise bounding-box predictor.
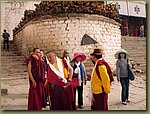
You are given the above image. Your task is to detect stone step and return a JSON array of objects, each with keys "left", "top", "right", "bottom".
[
  {"left": 1, "top": 76, "right": 28, "bottom": 81},
  {"left": 1, "top": 57, "right": 24, "bottom": 60},
  {"left": 1, "top": 62, "right": 26, "bottom": 66},
  {"left": 121, "top": 36, "right": 146, "bottom": 73},
  {"left": 1, "top": 65, "right": 26, "bottom": 69},
  {"left": 1, "top": 71, "right": 27, "bottom": 75},
  {"left": 123, "top": 48, "right": 146, "bottom": 50},
  {"left": 1, "top": 52, "right": 19, "bottom": 55},
  {"left": 1, "top": 59, "right": 25, "bottom": 62},
  {"left": 1, "top": 41, "right": 29, "bottom": 80},
  {"left": 1, "top": 67, "right": 27, "bottom": 72},
  {"left": 127, "top": 48, "right": 146, "bottom": 50},
  {"left": 1, "top": 72, "right": 28, "bottom": 78}
]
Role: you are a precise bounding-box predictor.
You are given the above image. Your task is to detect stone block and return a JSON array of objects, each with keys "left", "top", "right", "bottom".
[{"left": 1, "top": 88, "right": 8, "bottom": 95}]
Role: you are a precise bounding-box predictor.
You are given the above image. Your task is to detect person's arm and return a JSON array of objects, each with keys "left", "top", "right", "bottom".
[
  {"left": 116, "top": 60, "right": 120, "bottom": 82},
  {"left": 66, "top": 64, "right": 73, "bottom": 86},
  {"left": 27, "top": 61, "right": 36, "bottom": 88},
  {"left": 127, "top": 59, "right": 132, "bottom": 69},
  {"left": 82, "top": 62, "right": 87, "bottom": 85},
  {"left": 8, "top": 33, "right": 10, "bottom": 37},
  {"left": 2, "top": 33, "right": 4, "bottom": 38}
]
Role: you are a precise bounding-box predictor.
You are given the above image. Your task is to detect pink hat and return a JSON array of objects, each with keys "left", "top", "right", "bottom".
[{"left": 71, "top": 52, "right": 86, "bottom": 62}]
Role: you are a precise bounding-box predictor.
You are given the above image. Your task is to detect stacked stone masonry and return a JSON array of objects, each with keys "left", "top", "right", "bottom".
[{"left": 13, "top": 14, "right": 121, "bottom": 74}]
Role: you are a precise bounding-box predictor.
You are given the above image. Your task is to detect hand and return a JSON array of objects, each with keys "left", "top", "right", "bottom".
[
  {"left": 32, "top": 81, "right": 37, "bottom": 88},
  {"left": 66, "top": 80, "right": 71, "bottom": 86},
  {"left": 32, "top": 55, "right": 38, "bottom": 60},
  {"left": 44, "top": 79, "right": 48, "bottom": 87}
]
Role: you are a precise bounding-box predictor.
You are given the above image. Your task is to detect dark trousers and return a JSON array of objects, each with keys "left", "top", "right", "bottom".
[
  {"left": 120, "top": 77, "right": 129, "bottom": 102},
  {"left": 3, "top": 40, "right": 9, "bottom": 50},
  {"left": 73, "top": 82, "right": 83, "bottom": 109}
]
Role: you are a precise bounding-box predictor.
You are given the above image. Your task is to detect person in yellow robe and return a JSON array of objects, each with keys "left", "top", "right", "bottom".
[{"left": 90, "top": 48, "right": 110, "bottom": 110}]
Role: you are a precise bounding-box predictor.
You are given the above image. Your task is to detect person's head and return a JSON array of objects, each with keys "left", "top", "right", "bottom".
[
  {"left": 71, "top": 52, "right": 86, "bottom": 63},
  {"left": 63, "top": 50, "right": 69, "bottom": 58},
  {"left": 39, "top": 50, "right": 44, "bottom": 58},
  {"left": 4, "top": 29, "right": 6, "bottom": 32},
  {"left": 90, "top": 48, "right": 103, "bottom": 63},
  {"left": 46, "top": 50, "right": 56, "bottom": 64},
  {"left": 33, "top": 48, "right": 40, "bottom": 56},
  {"left": 75, "top": 56, "right": 82, "bottom": 63},
  {"left": 118, "top": 52, "right": 126, "bottom": 59}
]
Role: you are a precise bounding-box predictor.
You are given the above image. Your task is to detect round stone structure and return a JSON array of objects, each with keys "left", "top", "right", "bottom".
[{"left": 13, "top": 13, "right": 121, "bottom": 74}]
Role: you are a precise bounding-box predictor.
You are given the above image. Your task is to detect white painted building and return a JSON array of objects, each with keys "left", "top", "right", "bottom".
[
  {"left": 1, "top": 1, "right": 40, "bottom": 40},
  {"left": 105, "top": 1, "right": 146, "bottom": 36}
]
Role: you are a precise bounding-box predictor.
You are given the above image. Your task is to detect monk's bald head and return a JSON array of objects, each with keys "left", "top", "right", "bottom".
[{"left": 46, "top": 50, "right": 56, "bottom": 64}]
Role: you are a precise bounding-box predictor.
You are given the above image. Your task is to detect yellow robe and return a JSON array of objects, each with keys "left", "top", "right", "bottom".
[{"left": 91, "top": 64, "right": 110, "bottom": 94}]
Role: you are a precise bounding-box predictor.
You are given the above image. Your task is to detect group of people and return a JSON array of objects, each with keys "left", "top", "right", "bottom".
[{"left": 26, "top": 47, "right": 132, "bottom": 110}]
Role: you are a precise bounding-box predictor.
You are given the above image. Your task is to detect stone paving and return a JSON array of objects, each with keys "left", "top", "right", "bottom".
[
  {"left": 1, "top": 74, "right": 146, "bottom": 110},
  {"left": 1, "top": 41, "right": 146, "bottom": 111}
]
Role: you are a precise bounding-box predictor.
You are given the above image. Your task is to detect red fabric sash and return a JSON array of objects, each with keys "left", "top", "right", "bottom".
[{"left": 96, "top": 60, "right": 114, "bottom": 82}]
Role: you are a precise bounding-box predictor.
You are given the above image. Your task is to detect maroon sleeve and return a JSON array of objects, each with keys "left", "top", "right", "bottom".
[{"left": 25, "top": 56, "right": 32, "bottom": 66}]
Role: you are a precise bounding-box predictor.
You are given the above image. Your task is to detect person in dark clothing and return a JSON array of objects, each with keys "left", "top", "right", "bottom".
[{"left": 2, "top": 29, "right": 10, "bottom": 50}]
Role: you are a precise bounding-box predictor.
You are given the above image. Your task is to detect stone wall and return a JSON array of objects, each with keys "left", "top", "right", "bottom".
[
  {"left": 1, "top": 1, "right": 40, "bottom": 40},
  {"left": 13, "top": 14, "right": 121, "bottom": 74}
]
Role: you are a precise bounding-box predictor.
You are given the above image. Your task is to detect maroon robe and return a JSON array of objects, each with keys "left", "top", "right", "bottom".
[
  {"left": 48, "top": 84, "right": 73, "bottom": 110},
  {"left": 46, "top": 60, "right": 74, "bottom": 110},
  {"left": 28, "top": 56, "right": 46, "bottom": 110},
  {"left": 91, "top": 91, "right": 108, "bottom": 110}
]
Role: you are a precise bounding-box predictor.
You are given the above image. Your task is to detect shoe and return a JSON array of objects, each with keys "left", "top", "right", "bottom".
[
  {"left": 126, "top": 99, "right": 130, "bottom": 103},
  {"left": 78, "top": 105, "right": 84, "bottom": 109},
  {"left": 122, "top": 101, "right": 127, "bottom": 105}
]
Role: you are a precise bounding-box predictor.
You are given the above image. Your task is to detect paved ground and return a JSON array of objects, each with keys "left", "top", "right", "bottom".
[{"left": 1, "top": 73, "right": 146, "bottom": 111}]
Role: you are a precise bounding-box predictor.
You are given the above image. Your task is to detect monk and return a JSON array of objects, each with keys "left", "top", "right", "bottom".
[
  {"left": 27, "top": 48, "right": 46, "bottom": 110},
  {"left": 45, "top": 50, "right": 74, "bottom": 110},
  {"left": 90, "top": 48, "right": 111, "bottom": 110}
]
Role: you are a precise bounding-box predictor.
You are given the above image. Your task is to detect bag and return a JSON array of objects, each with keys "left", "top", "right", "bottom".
[
  {"left": 127, "top": 59, "right": 135, "bottom": 81},
  {"left": 72, "top": 78, "right": 79, "bottom": 88},
  {"left": 127, "top": 64, "right": 135, "bottom": 81}
]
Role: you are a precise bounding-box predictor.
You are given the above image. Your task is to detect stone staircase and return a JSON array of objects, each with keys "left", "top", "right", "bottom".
[
  {"left": 1, "top": 40, "right": 28, "bottom": 95},
  {"left": 121, "top": 36, "right": 146, "bottom": 72},
  {"left": 1, "top": 40, "right": 28, "bottom": 79}
]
